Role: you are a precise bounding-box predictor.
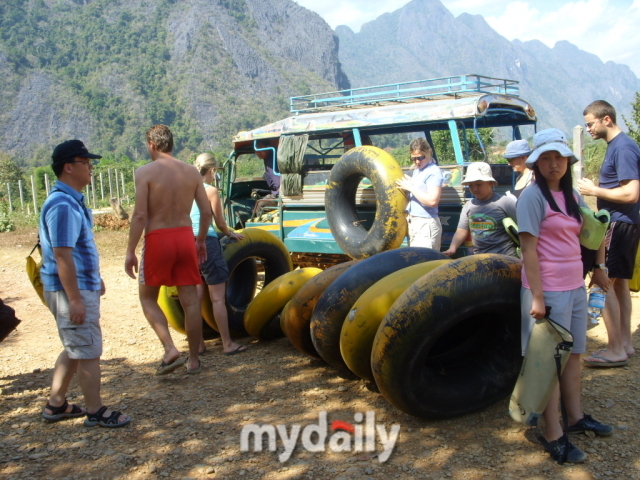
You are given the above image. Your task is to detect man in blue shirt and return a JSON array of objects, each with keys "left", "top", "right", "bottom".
[
  {"left": 578, "top": 101, "right": 640, "bottom": 368},
  {"left": 40, "top": 140, "right": 130, "bottom": 428}
]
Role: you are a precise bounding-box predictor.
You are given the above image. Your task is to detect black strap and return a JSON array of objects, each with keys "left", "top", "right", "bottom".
[{"left": 547, "top": 306, "right": 570, "bottom": 465}]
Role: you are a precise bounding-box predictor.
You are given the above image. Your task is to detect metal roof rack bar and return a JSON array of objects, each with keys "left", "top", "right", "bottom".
[{"left": 290, "top": 74, "right": 519, "bottom": 114}]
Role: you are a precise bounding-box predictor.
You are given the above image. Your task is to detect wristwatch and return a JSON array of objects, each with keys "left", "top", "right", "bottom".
[{"left": 593, "top": 263, "right": 607, "bottom": 270}]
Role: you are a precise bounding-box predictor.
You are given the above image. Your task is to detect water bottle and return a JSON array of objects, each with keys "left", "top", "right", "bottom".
[{"left": 587, "top": 286, "right": 606, "bottom": 327}]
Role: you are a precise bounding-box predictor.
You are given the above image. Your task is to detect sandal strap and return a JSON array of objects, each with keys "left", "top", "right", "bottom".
[
  {"left": 44, "top": 399, "right": 69, "bottom": 415},
  {"left": 87, "top": 405, "right": 125, "bottom": 425},
  {"left": 86, "top": 405, "right": 108, "bottom": 420}
]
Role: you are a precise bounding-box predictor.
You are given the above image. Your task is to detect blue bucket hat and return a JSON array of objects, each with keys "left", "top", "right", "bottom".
[
  {"left": 526, "top": 128, "right": 578, "bottom": 166},
  {"left": 503, "top": 139, "right": 532, "bottom": 159}
]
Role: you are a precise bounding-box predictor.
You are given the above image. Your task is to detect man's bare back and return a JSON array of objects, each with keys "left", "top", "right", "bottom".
[{"left": 136, "top": 154, "right": 203, "bottom": 233}]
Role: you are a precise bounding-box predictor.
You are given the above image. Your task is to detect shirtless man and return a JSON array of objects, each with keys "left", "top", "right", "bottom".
[{"left": 125, "top": 125, "right": 211, "bottom": 375}]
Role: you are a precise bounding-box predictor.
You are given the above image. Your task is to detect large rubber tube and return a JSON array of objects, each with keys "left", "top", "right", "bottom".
[
  {"left": 282, "top": 260, "right": 360, "bottom": 358},
  {"left": 244, "top": 267, "right": 322, "bottom": 340},
  {"left": 158, "top": 286, "right": 220, "bottom": 340},
  {"left": 371, "top": 254, "right": 523, "bottom": 419},
  {"left": 340, "top": 259, "right": 451, "bottom": 381},
  {"left": 221, "top": 228, "right": 293, "bottom": 335},
  {"left": 310, "top": 247, "right": 448, "bottom": 370},
  {"left": 325, "top": 146, "right": 408, "bottom": 259}
]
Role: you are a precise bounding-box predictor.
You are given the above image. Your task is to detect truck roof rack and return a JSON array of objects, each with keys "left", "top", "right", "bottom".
[{"left": 290, "top": 74, "right": 519, "bottom": 114}]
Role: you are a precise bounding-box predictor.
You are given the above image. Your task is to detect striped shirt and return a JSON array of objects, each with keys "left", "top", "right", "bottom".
[{"left": 39, "top": 180, "right": 101, "bottom": 291}]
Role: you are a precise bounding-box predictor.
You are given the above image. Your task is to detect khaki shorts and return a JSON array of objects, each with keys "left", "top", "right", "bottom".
[
  {"left": 44, "top": 290, "right": 102, "bottom": 360},
  {"left": 408, "top": 215, "right": 442, "bottom": 250}
]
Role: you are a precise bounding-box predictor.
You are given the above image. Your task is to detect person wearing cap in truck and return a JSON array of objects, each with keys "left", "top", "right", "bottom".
[{"left": 503, "top": 139, "right": 533, "bottom": 198}]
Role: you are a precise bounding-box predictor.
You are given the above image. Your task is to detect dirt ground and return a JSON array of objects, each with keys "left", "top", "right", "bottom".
[{"left": 1, "top": 226, "right": 640, "bottom": 480}]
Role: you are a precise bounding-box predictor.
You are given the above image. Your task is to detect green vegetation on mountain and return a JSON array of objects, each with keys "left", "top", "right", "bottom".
[{"left": 0, "top": 0, "right": 346, "bottom": 166}]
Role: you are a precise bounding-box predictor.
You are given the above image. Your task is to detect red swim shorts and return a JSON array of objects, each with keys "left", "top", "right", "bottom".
[{"left": 139, "top": 227, "right": 202, "bottom": 287}]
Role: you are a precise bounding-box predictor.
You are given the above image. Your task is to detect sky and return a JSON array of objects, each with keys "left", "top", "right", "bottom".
[{"left": 295, "top": 0, "right": 640, "bottom": 77}]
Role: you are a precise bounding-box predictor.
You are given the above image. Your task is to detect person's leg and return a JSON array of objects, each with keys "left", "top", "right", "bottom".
[
  {"left": 559, "top": 354, "right": 584, "bottom": 426},
  {"left": 614, "top": 278, "right": 635, "bottom": 355},
  {"left": 209, "top": 283, "right": 246, "bottom": 354},
  {"left": 139, "top": 284, "right": 181, "bottom": 364},
  {"left": 196, "top": 283, "right": 207, "bottom": 354},
  {"left": 77, "top": 357, "right": 128, "bottom": 423},
  {"left": 585, "top": 278, "right": 628, "bottom": 363},
  {"left": 45, "top": 350, "right": 80, "bottom": 414},
  {"left": 542, "top": 384, "right": 562, "bottom": 441},
  {"left": 177, "top": 284, "right": 201, "bottom": 371}
]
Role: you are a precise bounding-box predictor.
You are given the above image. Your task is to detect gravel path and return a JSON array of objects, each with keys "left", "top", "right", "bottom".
[{"left": 1, "top": 228, "right": 639, "bottom": 480}]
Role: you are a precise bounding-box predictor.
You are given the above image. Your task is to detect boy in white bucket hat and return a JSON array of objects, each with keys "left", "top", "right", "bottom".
[
  {"left": 443, "top": 162, "right": 518, "bottom": 257},
  {"left": 503, "top": 139, "right": 533, "bottom": 198},
  {"left": 517, "top": 128, "right": 612, "bottom": 465}
]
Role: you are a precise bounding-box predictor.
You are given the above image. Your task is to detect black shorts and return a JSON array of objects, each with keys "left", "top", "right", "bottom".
[
  {"left": 200, "top": 236, "right": 230, "bottom": 285},
  {"left": 605, "top": 221, "right": 640, "bottom": 279}
]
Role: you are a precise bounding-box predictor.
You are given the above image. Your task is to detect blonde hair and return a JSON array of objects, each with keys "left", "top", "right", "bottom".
[{"left": 194, "top": 152, "right": 217, "bottom": 176}]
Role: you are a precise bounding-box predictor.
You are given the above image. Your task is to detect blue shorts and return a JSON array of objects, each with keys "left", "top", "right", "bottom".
[
  {"left": 200, "top": 236, "right": 230, "bottom": 285},
  {"left": 44, "top": 289, "right": 102, "bottom": 360},
  {"left": 520, "top": 285, "right": 587, "bottom": 355}
]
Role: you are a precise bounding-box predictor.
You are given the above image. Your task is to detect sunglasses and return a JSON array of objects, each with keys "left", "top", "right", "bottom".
[
  {"left": 585, "top": 118, "right": 602, "bottom": 129},
  {"left": 70, "top": 159, "right": 97, "bottom": 167},
  {"left": 410, "top": 155, "right": 426, "bottom": 162}
]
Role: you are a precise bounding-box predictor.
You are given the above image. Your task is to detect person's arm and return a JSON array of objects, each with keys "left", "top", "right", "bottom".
[
  {"left": 443, "top": 228, "right": 469, "bottom": 256},
  {"left": 208, "top": 186, "right": 244, "bottom": 241},
  {"left": 125, "top": 170, "right": 149, "bottom": 279},
  {"left": 194, "top": 181, "right": 212, "bottom": 263},
  {"left": 577, "top": 178, "right": 639, "bottom": 204},
  {"left": 519, "top": 232, "right": 546, "bottom": 320},
  {"left": 53, "top": 247, "right": 85, "bottom": 324},
  {"left": 396, "top": 175, "right": 442, "bottom": 207},
  {"left": 590, "top": 241, "right": 611, "bottom": 292}
]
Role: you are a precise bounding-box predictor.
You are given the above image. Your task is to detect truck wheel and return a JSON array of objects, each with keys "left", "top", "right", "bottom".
[
  {"left": 326, "top": 146, "right": 408, "bottom": 259},
  {"left": 158, "top": 286, "right": 220, "bottom": 340},
  {"left": 222, "top": 228, "right": 294, "bottom": 335},
  {"left": 283, "top": 260, "right": 360, "bottom": 358},
  {"left": 310, "top": 247, "right": 447, "bottom": 370},
  {"left": 340, "top": 259, "right": 450, "bottom": 381},
  {"left": 371, "top": 254, "right": 523, "bottom": 419},
  {"left": 244, "top": 267, "right": 323, "bottom": 340}
]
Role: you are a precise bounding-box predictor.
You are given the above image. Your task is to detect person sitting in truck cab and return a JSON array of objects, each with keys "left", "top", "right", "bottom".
[
  {"left": 396, "top": 137, "right": 443, "bottom": 250},
  {"left": 503, "top": 139, "right": 533, "bottom": 198},
  {"left": 255, "top": 140, "right": 280, "bottom": 197},
  {"left": 443, "top": 162, "right": 518, "bottom": 257}
]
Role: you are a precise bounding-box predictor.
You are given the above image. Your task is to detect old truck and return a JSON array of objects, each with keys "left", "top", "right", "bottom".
[{"left": 220, "top": 74, "right": 537, "bottom": 267}]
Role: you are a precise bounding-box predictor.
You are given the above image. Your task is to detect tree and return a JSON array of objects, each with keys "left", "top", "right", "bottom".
[
  {"left": 624, "top": 92, "right": 640, "bottom": 145},
  {"left": 0, "top": 153, "right": 23, "bottom": 184}
]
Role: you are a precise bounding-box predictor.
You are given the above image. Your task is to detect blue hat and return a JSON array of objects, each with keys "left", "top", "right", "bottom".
[
  {"left": 526, "top": 129, "right": 578, "bottom": 166},
  {"left": 503, "top": 139, "right": 532, "bottom": 159}
]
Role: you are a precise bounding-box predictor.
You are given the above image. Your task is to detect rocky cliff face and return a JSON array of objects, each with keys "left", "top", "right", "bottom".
[
  {"left": 0, "top": 0, "right": 349, "bottom": 162},
  {"left": 336, "top": 0, "right": 640, "bottom": 134}
]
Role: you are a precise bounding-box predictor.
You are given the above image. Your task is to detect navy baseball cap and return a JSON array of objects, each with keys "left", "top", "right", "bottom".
[{"left": 52, "top": 140, "right": 102, "bottom": 165}]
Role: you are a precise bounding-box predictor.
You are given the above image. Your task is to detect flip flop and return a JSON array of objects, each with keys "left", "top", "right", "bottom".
[
  {"left": 592, "top": 348, "right": 636, "bottom": 357},
  {"left": 186, "top": 359, "right": 202, "bottom": 375},
  {"left": 583, "top": 354, "right": 628, "bottom": 368},
  {"left": 224, "top": 345, "right": 248, "bottom": 356},
  {"left": 155, "top": 356, "right": 187, "bottom": 376}
]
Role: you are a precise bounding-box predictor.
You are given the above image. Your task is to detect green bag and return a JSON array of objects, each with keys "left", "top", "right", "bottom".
[{"left": 579, "top": 207, "right": 610, "bottom": 251}]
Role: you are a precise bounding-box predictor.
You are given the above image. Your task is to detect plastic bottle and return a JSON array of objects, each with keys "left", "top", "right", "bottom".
[{"left": 587, "top": 286, "right": 606, "bottom": 327}]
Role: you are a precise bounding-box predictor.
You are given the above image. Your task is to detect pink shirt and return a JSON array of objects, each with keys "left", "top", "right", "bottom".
[{"left": 520, "top": 190, "right": 584, "bottom": 291}]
